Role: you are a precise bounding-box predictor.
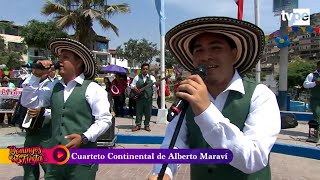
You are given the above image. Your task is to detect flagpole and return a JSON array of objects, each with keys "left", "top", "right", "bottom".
[
  {"left": 160, "top": 35, "right": 166, "bottom": 109},
  {"left": 155, "top": 0, "right": 167, "bottom": 124},
  {"left": 254, "top": 0, "right": 261, "bottom": 83}
]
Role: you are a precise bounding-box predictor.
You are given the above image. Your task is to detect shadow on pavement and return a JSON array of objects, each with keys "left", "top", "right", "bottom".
[
  {"left": 280, "top": 129, "right": 309, "bottom": 137},
  {"left": 11, "top": 176, "right": 23, "bottom": 180},
  {"left": 115, "top": 125, "right": 133, "bottom": 130}
]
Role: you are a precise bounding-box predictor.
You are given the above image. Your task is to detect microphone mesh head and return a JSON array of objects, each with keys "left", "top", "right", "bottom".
[
  {"left": 53, "top": 63, "right": 61, "bottom": 69},
  {"left": 192, "top": 65, "right": 207, "bottom": 80}
]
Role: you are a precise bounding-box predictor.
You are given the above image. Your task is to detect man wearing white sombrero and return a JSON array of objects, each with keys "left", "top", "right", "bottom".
[
  {"left": 149, "top": 17, "right": 281, "bottom": 180},
  {"left": 20, "top": 38, "right": 112, "bottom": 179}
]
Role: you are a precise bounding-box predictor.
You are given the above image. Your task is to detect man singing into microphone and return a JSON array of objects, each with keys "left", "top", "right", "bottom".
[
  {"left": 20, "top": 38, "right": 112, "bottom": 180},
  {"left": 149, "top": 17, "right": 281, "bottom": 180}
]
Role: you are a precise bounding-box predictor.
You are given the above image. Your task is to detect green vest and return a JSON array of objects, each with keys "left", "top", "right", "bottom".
[
  {"left": 136, "top": 74, "right": 153, "bottom": 99},
  {"left": 311, "top": 72, "right": 320, "bottom": 100},
  {"left": 186, "top": 78, "right": 271, "bottom": 180},
  {"left": 50, "top": 80, "right": 96, "bottom": 148}
]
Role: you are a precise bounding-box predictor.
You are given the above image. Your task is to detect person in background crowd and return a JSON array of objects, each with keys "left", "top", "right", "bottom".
[
  {"left": 111, "top": 73, "right": 127, "bottom": 117},
  {"left": 127, "top": 75, "right": 136, "bottom": 118},
  {"left": 303, "top": 61, "right": 320, "bottom": 135},
  {"left": 104, "top": 77, "right": 113, "bottom": 112},
  {"left": 173, "top": 76, "right": 182, "bottom": 100},
  {"left": 121, "top": 73, "right": 128, "bottom": 109},
  {"left": 0, "top": 75, "right": 16, "bottom": 88},
  {"left": 0, "top": 76, "right": 16, "bottom": 127},
  {"left": 156, "top": 78, "right": 170, "bottom": 109}
]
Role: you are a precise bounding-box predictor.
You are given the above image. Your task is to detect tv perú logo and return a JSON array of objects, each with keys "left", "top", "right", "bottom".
[{"left": 281, "top": 9, "right": 310, "bottom": 26}]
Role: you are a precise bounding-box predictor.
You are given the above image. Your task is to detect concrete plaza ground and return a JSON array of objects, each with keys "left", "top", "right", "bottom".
[{"left": 0, "top": 104, "right": 320, "bottom": 179}]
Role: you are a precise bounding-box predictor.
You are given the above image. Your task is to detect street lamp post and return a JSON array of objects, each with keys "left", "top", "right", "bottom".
[
  {"left": 278, "top": 16, "right": 289, "bottom": 111},
  {"left": 254, "top": 0, "right": 261, "bottom": 83}
]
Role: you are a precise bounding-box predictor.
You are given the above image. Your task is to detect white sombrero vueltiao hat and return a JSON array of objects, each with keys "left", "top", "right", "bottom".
[
  {"left": 166, "top": 16, "right": 265, "bottom": 74},
  {"left": 48, "top": 38, "right": 97, "bottom": 80}
]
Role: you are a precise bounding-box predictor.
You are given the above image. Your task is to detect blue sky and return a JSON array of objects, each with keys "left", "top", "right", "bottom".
[{"left": 0, "top": 0, "right": 320, "bottom": 49}]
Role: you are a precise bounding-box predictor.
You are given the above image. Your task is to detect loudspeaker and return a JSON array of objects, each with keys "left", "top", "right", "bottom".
[{"left": 98, "top": 117, "right": 115, "bottom": 142}]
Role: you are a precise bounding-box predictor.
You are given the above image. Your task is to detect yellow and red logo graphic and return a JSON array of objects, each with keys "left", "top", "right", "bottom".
[
  {"left": 7, "top": 146, "right": 45, "bottom": 165},
  {"left": 0, "top": 145, "right": 70, "bottom": 165},
  {"left": 51, "top": 145, "right": 70, "bottom": 165}
]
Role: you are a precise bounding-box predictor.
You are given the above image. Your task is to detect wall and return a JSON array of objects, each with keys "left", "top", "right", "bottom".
[{"left": 110, "top": 57, "right": 128, "bottom": 68}]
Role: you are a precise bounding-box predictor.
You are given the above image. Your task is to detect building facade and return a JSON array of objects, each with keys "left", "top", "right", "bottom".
[{"left": 0, "top": 21, "right": 28, "bottom": 64}]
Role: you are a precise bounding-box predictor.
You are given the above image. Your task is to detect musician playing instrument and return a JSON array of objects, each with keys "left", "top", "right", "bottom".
[
  {"left": 23, "top": 67, "right": 58, "bottom": 180},
  {"left": 130, "top": 63, "right": 156, "bottom": 132},
  {"left": 21, "top": 38, "right": 112, "bottom": 180}
]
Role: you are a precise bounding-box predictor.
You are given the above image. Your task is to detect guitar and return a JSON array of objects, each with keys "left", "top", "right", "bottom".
[{"left": 130, "top": 75, "right": 171, "bottom": 100}]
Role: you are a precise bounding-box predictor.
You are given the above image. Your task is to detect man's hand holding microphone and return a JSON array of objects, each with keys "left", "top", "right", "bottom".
[{"left": 22, "top": 60, "right": 58, "bottom": 78}]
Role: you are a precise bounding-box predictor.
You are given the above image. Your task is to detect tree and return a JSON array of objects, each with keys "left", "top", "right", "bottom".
[
  {"left": 1, "top": 52, "right": 23, "bottom": 70},
  {"left": 116, "top": 38, "right": 159, "bottom": 67},
  {"left": 287, "top": 56, "right": 317, "bottom": 89},
  {"left": 0, "top": 36, "right": 5, "bottom": 52},
  {"left": 0, "top": 50, "right": 23, "bottom": 70},
  {"left": 0, "top": 23, "right": 24, "bottom": 70},
  {"left": 155, "top": 46, "right": 179, "bottom": 69},
  {"left": 20, "top": 20, "right": 68, "bottom": 49},
  {"left": 0, "top": 21, "right": 14, "bottom": 33},
  {"left": 42, "top": 0, "right": 130, "bottom": 49}
]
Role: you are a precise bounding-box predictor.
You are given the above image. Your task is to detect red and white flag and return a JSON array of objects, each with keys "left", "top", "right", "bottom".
[{"left": 235, "top": 0, "right": 244, "bottom": 20}]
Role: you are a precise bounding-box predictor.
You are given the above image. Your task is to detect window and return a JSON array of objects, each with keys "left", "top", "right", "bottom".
[
  {"left": 8, "top": 42, "right": 25, "bottom": 52},
  {"left": 95, "top": 41, "right": 109, "bottom": 51},
  {"left": 34, "top": 49, "right": 39, "bottom": 56}
]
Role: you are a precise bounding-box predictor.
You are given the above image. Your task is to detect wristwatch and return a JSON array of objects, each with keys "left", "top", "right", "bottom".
[{"left": 80, "top": 134, "right": 89, "bottom": 145}]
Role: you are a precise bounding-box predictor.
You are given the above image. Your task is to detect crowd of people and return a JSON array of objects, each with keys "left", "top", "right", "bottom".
[
  {"left": 0, "top": 64, "right": 182, "bottom": 129},
  {"left": 0, "top": 76, "right": 16, "bottom": 127},
  {"left": 102, "top": 66, "right": 181, "bottom": 123}
]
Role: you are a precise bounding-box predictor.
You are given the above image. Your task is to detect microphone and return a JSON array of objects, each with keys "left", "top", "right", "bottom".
[
  {"left": 167, "top": 64, "right": 207, "bottom": 122},
  {"left": 21, "top": 63, "right": 60, "bottom": 69}
]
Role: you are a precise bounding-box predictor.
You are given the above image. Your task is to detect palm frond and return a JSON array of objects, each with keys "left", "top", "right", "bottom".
[
  {"left": 98, "top": 18, "right": 119, "bottom": 36},
  {"left": 42, "top": 1, "right": 68, "bottom": 16},
  {"left": 105, "top": 3, "right": 130, "bottom": 17},
  {"left": 55, "top": 13, "right": 76, "bottom": 29},
  {"left": 82, "top": 9, "right": 102, "bottom": 19}
]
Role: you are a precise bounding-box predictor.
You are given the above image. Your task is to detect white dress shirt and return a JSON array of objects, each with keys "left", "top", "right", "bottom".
[
  {"left": 130, "top": 74, "right": 156, "bottom": 89},
  {"left": 39, "top": 77, "right": 53, "bottom": 118},
  {"left": 21, "top": 73, "right": 112, "bottom": 142},
  {"left": 39, "top": 75, "right": 61, "bottom": 118},
  {"left": 303, "top": 70, "right": 319, "bottom": 89},
  {"left": 153, "top": 71, "right": 281, "bottom": 179}
]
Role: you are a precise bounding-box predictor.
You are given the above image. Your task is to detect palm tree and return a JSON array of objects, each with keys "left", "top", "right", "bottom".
[{"left": 42, "top": 0, "right": 130, "bottom": 49}]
